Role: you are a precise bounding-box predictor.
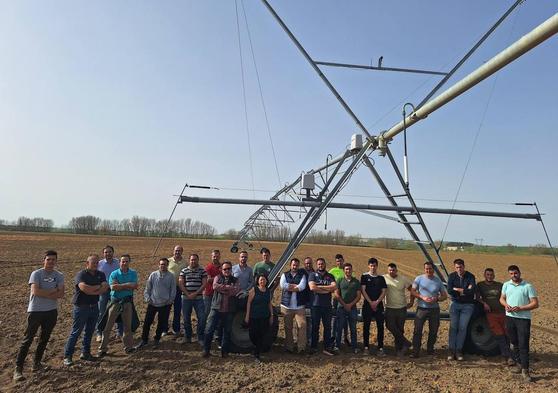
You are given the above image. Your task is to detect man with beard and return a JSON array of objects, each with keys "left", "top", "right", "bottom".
[{"left": 308, "top": 258, "right": 337, "bottom": 355}]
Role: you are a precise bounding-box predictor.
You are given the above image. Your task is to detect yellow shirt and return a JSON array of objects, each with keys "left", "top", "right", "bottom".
[
  {"left": 383, "top": 273, "right": 412, "bottom": 309},
  {"left": 168, "top": 257, "right": 186, "bottom": 284}
]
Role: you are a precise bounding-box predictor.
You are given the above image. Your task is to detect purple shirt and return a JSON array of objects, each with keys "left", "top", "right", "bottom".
[{"left": 98, "top": 258, "right": 119, "bottom": 280}]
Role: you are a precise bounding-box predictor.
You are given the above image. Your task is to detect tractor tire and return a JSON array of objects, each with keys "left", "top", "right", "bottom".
[
  {"left": 463, "top": 303, "right": 500, "bottom": 356},
  {"left": 229, "top": 309, "right": 279, "bottom": 354},
  {"left": 230, "top": 245, "right": 239, "bottom": 253}
]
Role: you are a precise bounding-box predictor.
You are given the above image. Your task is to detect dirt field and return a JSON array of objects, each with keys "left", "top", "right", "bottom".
[{"left": 0, "top": 231, "right": 557, "bottom": 392}]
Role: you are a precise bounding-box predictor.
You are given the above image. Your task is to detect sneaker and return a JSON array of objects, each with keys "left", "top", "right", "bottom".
[
  {"left": 79, "top": 353, "right": 97, "bottom": 361},
  {"left": 13, "top": 369, "right": 25, "bottom": 382},
  {"left": 134, "top": 341, "right": 148, "bottom": 351},
  {"left": 124, "top": 347, "right": 136, "bottom": 354},
  {"left": 507, "top": 358, "right": 516, "bottom": 366},
  {"left": 409, "top": 351, "right": 419, "bottom": 358},
  {"left": 456, "top": 352, "right": 464, "bottom": 361},
  {"left": 447, "top": 351, "right": 455, "bottom": 361},
  {"left": 307, "top": 348, "right": 317, "bottom": 355},
  {"left": 221, "top": 352, "right": 229, "bottom": 358},
  {"left": 521, "top": 369, "right": 532, "bottom": 383},
  {"left": 152, "top": 340, "right": 160, "bottom": 349},
  {"left": 353, "top": 348, "right": 360, "bottom": 354},
  {"left": 254, "top": 357, "right": 262, "bottom": 364},
  {"left": 32, "top": 362, "right": 46, "bottom": 372},
  {"left": 202, "top": 351, "right": 210, "bottom": 358},
  {"left": 63, "top": 357, "right": 73, "bottom": 367},
  {"left": 95, "top": 335, "right": 102, "bottom": 342},
  {"left": 97, "top": 350, "right": 108, "bottom": 358},
  {"left": 377, "top": 348, "right": 386, "bottom": 357},
  {"left": 322, "top": 348, "right": 335, "bottom": 356},
  {"left": 512, "top": 364, "right": 522, "bottom": 374},
  {"left": 332, "top": 346, "right": 340, "bottom": 353},
  {"left": 427, "top": 348, "right": 435, "bottom": 356}
]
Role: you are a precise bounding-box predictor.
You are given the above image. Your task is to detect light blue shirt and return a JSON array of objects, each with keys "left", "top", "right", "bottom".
[
  {"left": 232, "top": 263, "right": 254, "bottom": 291},
  {"left": 413, "top": 274, "right": 446, "bottom": 309},
  {"left": 144, "top": 270, "right": 176, "bottom": 307},
  {"left": 502, "top": 280, "right": 537, "bottom": 319},
  {"left": 98, "top": 258, "right": 119, "bottom": 280},
  {"left": 109, "top": 268, "right": 138, "bottom": 299}
]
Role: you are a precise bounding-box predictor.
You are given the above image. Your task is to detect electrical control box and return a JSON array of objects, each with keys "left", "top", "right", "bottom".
[
  {"left": 302, "top": 173, "right": 315, "bottom": 190},
  {"left": 351, "top": 134, "right": 363, "bottom": 151}
]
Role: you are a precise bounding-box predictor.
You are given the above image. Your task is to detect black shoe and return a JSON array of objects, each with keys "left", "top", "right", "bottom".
[
  {"left": 221, "top": 352, "right": 229, "bottom": 358},
  {"left": 98, "top": 350, "right": 108, "bottom": 358},
  {"left": 32, "top": 362, "right": 46, "bottom": 372},
  {"left": 134, "top": 341, "right": 148, "bottom": 350},
  {"left": 152, "top": 340, "right": 160, "bottom": 349},
  {"left": 202, "top": 351, "right": 210, "bottom": 358},
  {"left": 124, "top": 347, "right": 136, "bottom": 354},
  {"left": 79, "top": 353, "right": 97, "bottom": 361},
  {"left": 344, "top": 336, "right": 351, "bottom": 346}
]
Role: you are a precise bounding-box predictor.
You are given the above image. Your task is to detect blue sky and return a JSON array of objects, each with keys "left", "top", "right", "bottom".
[{"left": 1, "top": 1, "right": 557, "bottom": 246}]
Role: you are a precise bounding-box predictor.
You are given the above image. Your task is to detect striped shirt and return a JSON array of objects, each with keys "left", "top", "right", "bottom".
[{"left": 179, "top": 266, "right": 207, "bottom": 299}]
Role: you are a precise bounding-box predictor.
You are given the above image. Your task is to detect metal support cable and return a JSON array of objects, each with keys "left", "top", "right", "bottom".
[
  {"left": 532, "top": 203, "right": 558, "bottom": 267},
  {"left": 235, "top": 0, "right": 256, "bottom": 198},
  {"left": 240, "top": 0, "right": 282, "bottom": 187}
]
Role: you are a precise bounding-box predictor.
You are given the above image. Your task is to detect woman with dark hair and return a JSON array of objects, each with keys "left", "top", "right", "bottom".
[{"left": 244, "top": 274, "right": 273, "bottom": 363}]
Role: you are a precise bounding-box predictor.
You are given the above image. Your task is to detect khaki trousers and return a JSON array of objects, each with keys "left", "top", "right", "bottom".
[
  {"left": 100, "top": 302, "right": 133, "bottom": 351},
  {"left": 281, "top": 306, "right": 306, "bottom": 351}
]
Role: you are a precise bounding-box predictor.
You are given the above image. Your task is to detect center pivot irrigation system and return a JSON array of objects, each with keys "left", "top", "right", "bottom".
[{"left": 173, "top": 1, "right": 558, "bottom": 354}]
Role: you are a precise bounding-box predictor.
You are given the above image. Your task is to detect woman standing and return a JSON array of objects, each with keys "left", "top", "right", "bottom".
[{"left": 245, "top": 275, "right": 273, "bottom": 363}]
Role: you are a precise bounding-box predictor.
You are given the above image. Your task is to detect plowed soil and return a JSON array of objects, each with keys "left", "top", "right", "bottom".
[{"left": 1, "top": 232, "right": 557, "bottom": 392}]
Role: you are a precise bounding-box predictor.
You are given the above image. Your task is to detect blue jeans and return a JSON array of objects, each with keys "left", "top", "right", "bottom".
[
  {"left": 203, "top": 310, "right": 233, "bottom": 353},
  {"left": 97, "top": 293, "right": 122, "bottom": 336},
  {"left": 182, "top": 297, "right": 205, "bottom": 342},
  {"left": 449, "top": 302, "right": 475, "bottom": 352},
  {"left": 64, "top": 304, "right": 99, "bottom": 357},
  {"left": 311, "top": 305, "right": 332, "bottom": 350},
  {"left": 336, "top": 307, "right": 357, "bottom": 349},
  {"left": 171, "top": 286, "right": 182, "bottom": 333}
]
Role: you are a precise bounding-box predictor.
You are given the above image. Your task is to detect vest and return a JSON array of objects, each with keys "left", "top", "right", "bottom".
[{"left": 281, "top": 269, "right": 307, "bottom": 307}]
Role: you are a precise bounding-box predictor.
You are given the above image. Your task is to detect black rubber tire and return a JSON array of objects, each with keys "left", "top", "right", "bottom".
[
  {"left": 463, "top": 303, "right": 500, "bottom": 356},
  {"left": 230, "top": 245, "right": 239, "bottom": 253},
  {"left": 229, "top": 309, "right": 279, "bottom": 354}
]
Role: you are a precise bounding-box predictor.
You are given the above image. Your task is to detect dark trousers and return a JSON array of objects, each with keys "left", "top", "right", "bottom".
[
  {"left": 412, "top": 307, "right": 440, "bottom": 353},
  {"left": 362, "top": 304, "right": 385, "bottom": 349},
  {"left": 204, "top": 310, "right": 234, "bottom": 354},
  {"left": 385, "top": 307, "right": 411, "bottom": 351},
  {"left": 311, "top": 305, "right": 332, "bottom": 350},
  {"left": 16, "top": 310, "right": 58, "bottom": 369},
  {"left": 142, "top": 304, "right": 171, "bottom": 343},
  {"left": 506, "top": 316, "right": 531, "bottom": 369},
  {"left": 249, "top": 317, "right": 270, "bottom": 358},
  {"left": 64, "top": 305, "right": 98, "bottom": 358},
  {"left": 171, "top": 287, "right": 182, "bottom": 333}
]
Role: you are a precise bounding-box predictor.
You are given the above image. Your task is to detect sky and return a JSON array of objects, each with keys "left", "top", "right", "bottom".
[{"left": 1, "top": 1, "right": 557, "bottom": 247}]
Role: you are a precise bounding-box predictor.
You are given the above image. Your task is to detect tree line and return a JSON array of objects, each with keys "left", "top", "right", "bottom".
[{"left": 0, "top": 215, "right": 216, "bottom": 238}]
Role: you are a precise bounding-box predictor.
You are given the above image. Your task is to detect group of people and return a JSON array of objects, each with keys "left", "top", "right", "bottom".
[{"left": 13, "top": 246, "right": 539, "bottom": 383}]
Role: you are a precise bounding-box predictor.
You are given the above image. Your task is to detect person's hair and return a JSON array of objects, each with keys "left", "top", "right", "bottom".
[
  {"left": 424, "top": 261, "right": 434, "bottom": 268},
  {"left": 368, "top": 257, "right": 378, "bottom": 266},
  {"left": 120, "top": 254, "right": 131, "bottom": 261},
  {"left": 507, "top": 264, "right": 520, "bottom": 273},
  {"left": 304, "top": 256, "right": 312, "bottom": 261},
  {"left": 103, "top": 245, "right": 114, "bottom": 253},
  {"left": 316, "top": 257, "right": 326, "bottom": 263},
  {"left": 335, "top": 254, "right": 344, "bottom": 260},
  {"left": 454, "top": 258, "right": 465, "bottom": 266},
  {"left": 159, "top": 258, "right": 170, "bottom": 264},
  {"left": 221, "top": 261, "right": 232, "bottom": 268},
  {"left": 189, "top": 253, "right": 199, "bottom": 260},
  {"left": 87, "top": 253, "right": 99, "bottom": 260},
  {"left": 44, "top": 250, "right": 57, "bottom": 259},
  {"left": 387, "top": 262, "right": 397, "bottom": 269},
  {"left": 291, "top": 258, "right": 300, "bottom": 264},
  {"left": 484, "top": 267, "right": 494, "bottom": 273},
  {"left": 256, "top": 274, "right": 268, "bottom": 284},
  {"left": 260, "top": 247, "right": 270, "bottom": 254},
  {"left": 212, "top": 249, "right": 220, "bottom": 254},
  {"left": 240, "top": 250, "right": 248, "bottom": 255},
  {"left": 343, "top": 262, "right": 352, "bottom": 269}
]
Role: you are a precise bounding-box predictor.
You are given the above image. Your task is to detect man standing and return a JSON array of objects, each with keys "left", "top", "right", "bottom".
[
  {"left": 280, "top": 258, "right": 307, "bottom": 354},
  {"left": 410, "top": 261, "right": 447, "bottom": 358},
  {"left": 203, "top": 261, "right": 240, "bottom": 357},
  {"left": 447, "top": 258, "right": 476, "bottom": 361},
  {"left": 96, "top": 245, "right": 121, "bottom": 341},
  {"left": 136, "top": 258, "right": 176, "bottom": 349},
  {"left": 477, "top": 268, "right": 511, "bottom": 363},
  {"left": 63, "top": 254, "right": 108, "bottom": 366},
  {"left": 253, "top": 247, "right": 275, "bottom": 280},
  {"left": 99, "top": 254, "right": 138, "bottom": 356},
  {"left": 500, "top": 265, "right": 538, "bottom": 382},
  {"left": 329, "top": 254, "right": 349, "bottom": 346},
  {"left": 303, "top": 256, "right": 315, "bottom": 346},
  {"left": 383, "top": 262, "right": 414, "bottom": 356},
  {"left": 232, "top": 251, "right": 254, "bottom": 294},
  {"left": 14, "top": 250, "right": 64, "bottom": 382},
  {"left": 308, "top": 258, "right": 337, "bottom": 356},
  {"left": 204, "top": 250, "right": 222, "bottom": 321},
  {"left": 167, "top": 245, "right": 186, "bottom": 336},
  {"left": 335, "top": 263, "right": 361, "bottom": 354},
  {"left": 361, "top": 257, "right": 387, "bottom": 356},
  {"left": 179, "top": 254, "right": 207, "bottom": 344}
]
